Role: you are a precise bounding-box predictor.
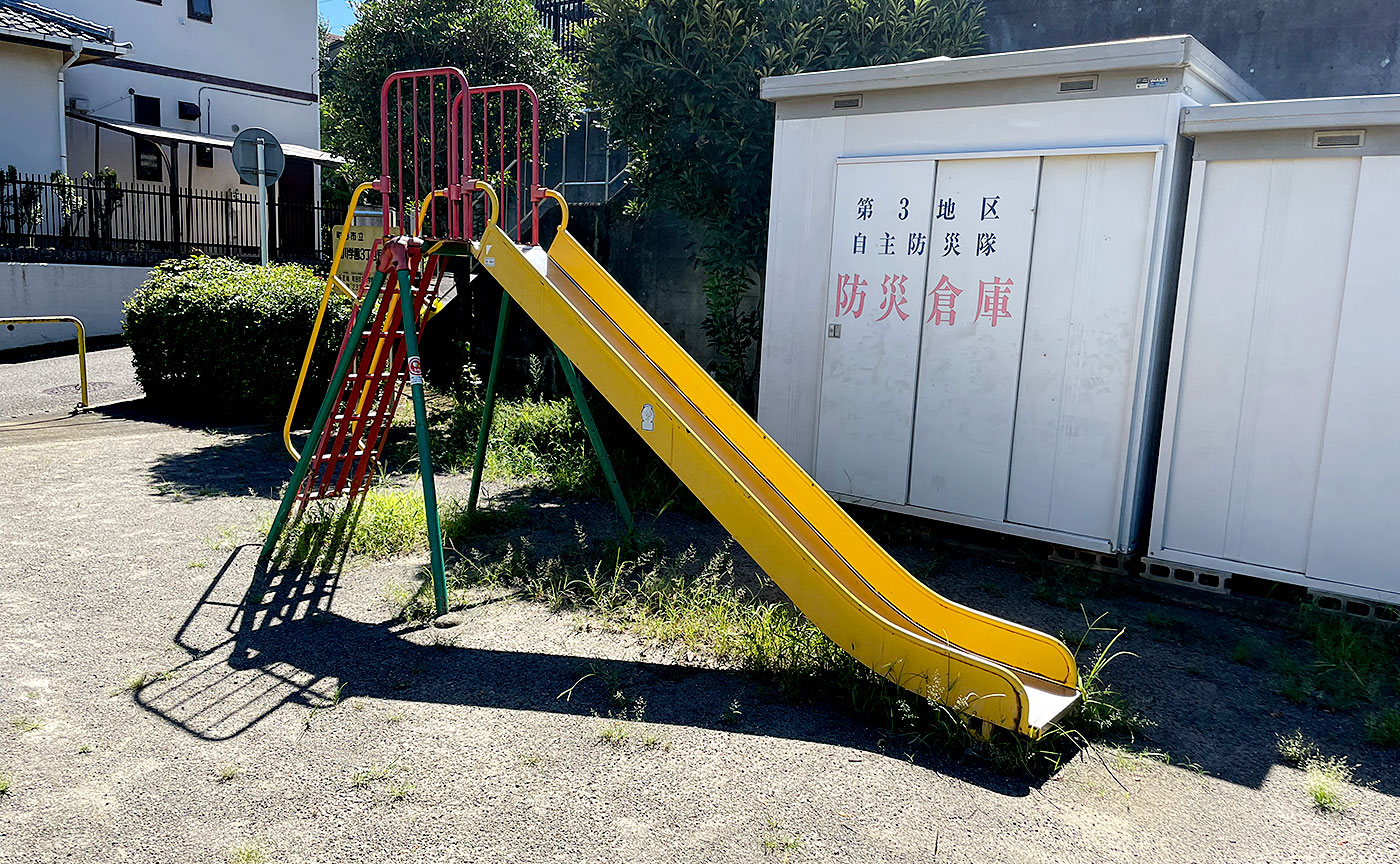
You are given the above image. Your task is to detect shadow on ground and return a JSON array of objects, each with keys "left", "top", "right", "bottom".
[
  {"left": 133, "top": 532, "right": 1048, "bottom": 799},
  {"left": 126, "top": 447, "right": 1400, "bottom": 801}
]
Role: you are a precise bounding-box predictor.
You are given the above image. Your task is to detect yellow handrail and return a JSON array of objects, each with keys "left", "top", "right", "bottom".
[
  {"left": 1, "top": 316, "right": 88, "bottom": 408},
  {"left": 282, "top": 181, "right": 376, "bottom": 460}
]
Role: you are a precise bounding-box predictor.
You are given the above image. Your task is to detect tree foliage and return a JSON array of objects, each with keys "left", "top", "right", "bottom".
[
  {"left": 322, "top": 0, "right": 584, "bottom": 179},
  {"left": 581, "top": 0, "right": 986, "bottom": 400}
]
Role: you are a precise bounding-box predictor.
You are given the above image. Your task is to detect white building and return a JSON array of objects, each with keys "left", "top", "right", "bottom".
[
  {"left": 60, "top": 0, "right": 328, "bottom": 225},
  {"left": 0, "top": 0, "right": 129, "bottom": 175},
  {"left": 0, "top": 0, "right": 333, "bottom": 350}
]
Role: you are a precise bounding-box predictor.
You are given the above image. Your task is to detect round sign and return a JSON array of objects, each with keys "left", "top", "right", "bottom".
[{"left": 231, "top": 127, "right": 285, "bottom": 186}]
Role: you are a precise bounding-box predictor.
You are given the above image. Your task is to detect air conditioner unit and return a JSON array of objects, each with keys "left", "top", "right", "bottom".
[{"left": 67, "top": 97, "right": 90, "bottom": 114}]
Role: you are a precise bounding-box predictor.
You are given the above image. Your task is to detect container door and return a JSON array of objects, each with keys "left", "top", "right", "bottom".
[
  {"left": 1006, "top": 152, "right": 1158, "bottom": 541},
  {"left": 1159, "top": 157, "right": 1359, "bottom": 572},
  {"left": 907, "top": 157, "right": 1041, "bottom": 519},
  {"left": 813, "top": 159, "right": 936, "bottom": 503},
  {"left": 1306, "top": 155, "right": 1400, "bottom": 597}
]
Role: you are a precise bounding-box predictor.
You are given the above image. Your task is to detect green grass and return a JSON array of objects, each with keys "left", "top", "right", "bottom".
[
  {"left": 760, "top": 817, "right": 805, "bottom": 856},
  {"left": 216, "top": 764, "right": 242, "bottom": 783},
  {"left": 1266, "top": 610, "right": 1398, "bottom": 711},
  {"left": 272, "top": 483, "right": 528, "bottom": 571},
  {"left": 0, "top": 770, "right": 11, "bottom": 796},
  {"left": 114, "top": 669, "right": 177, "bottom": 695},
  {"left": 1276, "top": 731, "right": 1357, "bottom": 813},
  {"left": 442, "top": 532, "right": 1140, "bottom": 774},
  {"left": 1231, "top": 635, "right": 1267, "bottom": 668},
  {"left": 9, "top": 716, "right": 43, "bottom": 733},
  {"left": 351, "top": 759, "right": 401, "bottom": 787},
  {"left": 1277, "top": 730, "right": 1321, "bottom": 767},
  {"left": 387, "top": 780, "right": 416, "bottom": 802},
  {"left": 226, "top": 841, "right": 268, "bottom": 864},
  {"left": 1305, "top": 756, "right": 1356, "bottom": 813},
  {"left": 1364, "top": 708, "right": 1400, "bottom": 748},
  {"left": 597, "top": 721, "right": 631, "bottom": 746}
]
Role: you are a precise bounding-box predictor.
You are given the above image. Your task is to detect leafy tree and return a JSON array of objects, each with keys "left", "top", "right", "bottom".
[
  {"left": 322, "top": 0, "right": 584, "bottom": 180},
  {"left": 581, "top": 0, "right": 986, "bottom": 402}
]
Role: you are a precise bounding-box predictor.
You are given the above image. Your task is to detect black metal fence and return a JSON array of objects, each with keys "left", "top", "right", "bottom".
[
  {"left": 0, "top": 171, "right": 336, "bottom": 266},
  {"left": 534, "top": 0, "right": 592, "bottom": 57}
]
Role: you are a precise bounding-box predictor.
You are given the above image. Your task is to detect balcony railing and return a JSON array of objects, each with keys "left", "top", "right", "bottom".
[{"left": 534, "top": 0, "right": 592, "bottom": 57}]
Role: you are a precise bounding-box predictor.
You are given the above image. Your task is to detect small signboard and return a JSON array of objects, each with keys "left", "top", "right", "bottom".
[{"left": 332, "top": 224, "right": 386, "bottom": 287}]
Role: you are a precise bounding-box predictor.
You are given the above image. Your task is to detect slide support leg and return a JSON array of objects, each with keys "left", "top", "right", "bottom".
[
  {"left": 468, "top": 289, "right": 511, "bottom": 514},
  {"left": 555, "top": 346, "right": 633, "bottom": 533},
  {"left": 398, "top": 266, "right": 448, "bottom": 616}
]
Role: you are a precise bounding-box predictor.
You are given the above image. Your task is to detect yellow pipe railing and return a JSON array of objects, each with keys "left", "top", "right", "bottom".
[
  {"left": 1, "top": 316, "right": 88, "bottom": 408},
  {"left": 282, "top": 181, "right": 376, "bottom": 460}
]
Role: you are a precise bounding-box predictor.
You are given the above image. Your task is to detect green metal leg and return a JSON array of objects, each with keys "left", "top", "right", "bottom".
[
  {"left": 261, "top": 270, "right": 390, "bottom": 562},
  {"left": 398, "top": 268, "right": 448, "bottom": 616},
  {"left": 555, "top": 347, "right": 634, "bottom": 533},
  {"left": 468, "top": 290, "right": 511, "bottom": 514}
]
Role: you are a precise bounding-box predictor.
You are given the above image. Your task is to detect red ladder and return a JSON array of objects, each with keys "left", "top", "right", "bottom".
[{"left": 296, "top": 241, "right": 442, "bottom": 504}]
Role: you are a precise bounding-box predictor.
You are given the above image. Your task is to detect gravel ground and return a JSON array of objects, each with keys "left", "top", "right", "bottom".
[
  {"left": 0, "top": 347, "right": 143, "bottom": 420},
  {"left": 0, "top": 406, "right": 1397, "bottom": 863}
]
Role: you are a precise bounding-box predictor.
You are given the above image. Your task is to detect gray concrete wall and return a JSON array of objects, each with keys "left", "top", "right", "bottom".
[
  {"left": 0, "top": 263, "right": 150, "bottom": 350},
  {"left": 982, "top": 0, "right": 1400, "bottom": 99},
  {"left": 602, "top": 208, "right": 717, "bottom": 369}
]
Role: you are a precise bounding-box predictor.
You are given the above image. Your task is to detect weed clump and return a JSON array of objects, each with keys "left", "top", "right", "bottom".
[
  {"left": 1276, "top": 730, "right": 1358, "bottom": 813},
  {"left": 1364, "top": 708, "right": 1400, "bottom": 749},
  {"left": 0, "top": 770, "right": 11, "bottom": 796},
  {"left": 1305, "top": 756, "right": 1356, "bottom": 813},
  {"left": 226, "top": 841, "right": 268, "bottom": 864}
]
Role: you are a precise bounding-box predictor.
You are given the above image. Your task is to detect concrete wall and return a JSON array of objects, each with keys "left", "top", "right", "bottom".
[
  {"left": 0, "top": 44, "right": 62, "bottom": 176},
  {"left": 982, "top": 1, "right": 1400, "bottom": 99},
  {"left": 0, "top": 262, "right": 150, "bottom": 350},
  {"left": 602, "top": 209, "right": 717, "bottom": 369}
]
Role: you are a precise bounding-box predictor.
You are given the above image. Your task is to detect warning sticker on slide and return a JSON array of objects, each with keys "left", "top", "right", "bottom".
[{"left": 407, "top": 356, "right": 423, "bottom": 385}]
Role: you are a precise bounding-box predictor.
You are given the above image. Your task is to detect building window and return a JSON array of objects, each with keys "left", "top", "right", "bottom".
[
  {"left": 188, "top": 0, "right": 212, "bottom": 22},
  {"left": 133, "top": 95, "right": 163, "bottom": 182}
]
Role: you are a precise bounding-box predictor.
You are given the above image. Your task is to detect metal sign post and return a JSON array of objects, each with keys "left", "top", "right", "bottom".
[
  {"left": 231, "top": 127, "right": 285, "bottom": 266},
  {"left": 256, "top": 138, "right": 268, "bottom": 264}
]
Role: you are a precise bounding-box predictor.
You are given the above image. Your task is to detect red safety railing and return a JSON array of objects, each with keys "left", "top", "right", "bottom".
[
  {"left": 379, "top": 67, "right": 470, "bottom": 241},
  {"left": 458, "top": 83, "right": 543, "bottom": 245},
  {"left": 379, "top": 69, "right": 542, "bottom": 246}
]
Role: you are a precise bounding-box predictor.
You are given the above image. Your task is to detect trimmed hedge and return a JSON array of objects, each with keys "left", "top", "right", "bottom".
[{"left": 124, "top": 256, "right": 352, "bottom": 421}]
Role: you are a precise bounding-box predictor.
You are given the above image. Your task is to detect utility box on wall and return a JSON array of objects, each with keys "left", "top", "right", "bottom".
[
  {"left": 1149, "top": 96, "right": 1400, "bottom": 607},
  {"left": 757, "top": 37, "right": 1258, "bottom": 555}
]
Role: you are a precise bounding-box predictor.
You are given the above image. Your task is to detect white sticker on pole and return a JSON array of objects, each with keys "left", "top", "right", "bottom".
[{"left": 407, "top": 356, "right": 424, "bottom": 385}]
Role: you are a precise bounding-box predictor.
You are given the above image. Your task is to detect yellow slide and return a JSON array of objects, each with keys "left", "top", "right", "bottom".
[{"left": 469, "top": 188, "right": 1081, "bottom": 737}]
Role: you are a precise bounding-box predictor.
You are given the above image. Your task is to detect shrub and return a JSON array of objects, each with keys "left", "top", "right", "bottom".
[{"left": 124, "top": 256, "right": 351, "bottom": 421}]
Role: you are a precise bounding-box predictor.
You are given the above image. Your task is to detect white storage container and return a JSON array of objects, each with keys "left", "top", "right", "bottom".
[
  {"left": 758, "top": 37, "right": 1258, "bottom": 554},
  {"left": 1149, "top": 95, "right": 1400, "bottom": 607}
]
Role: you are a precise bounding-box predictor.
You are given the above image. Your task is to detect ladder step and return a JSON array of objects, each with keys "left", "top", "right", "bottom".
[
  {"left": 332, "top": 409, "right": 388, "bottom": 422},
  {"left": 345, "top": 372, "right": 398, "bottom": 382}
]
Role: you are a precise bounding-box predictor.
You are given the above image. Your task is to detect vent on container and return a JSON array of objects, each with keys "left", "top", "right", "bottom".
[
  {"left": 1313, "top": 129, "right": 1365, "bottom": 148},
  {"left": 1058, "top": 75, "right": 1098, "bottom": 93},
  {"left": 832, "top": 95, "right": 862, "bottom": 110}
]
